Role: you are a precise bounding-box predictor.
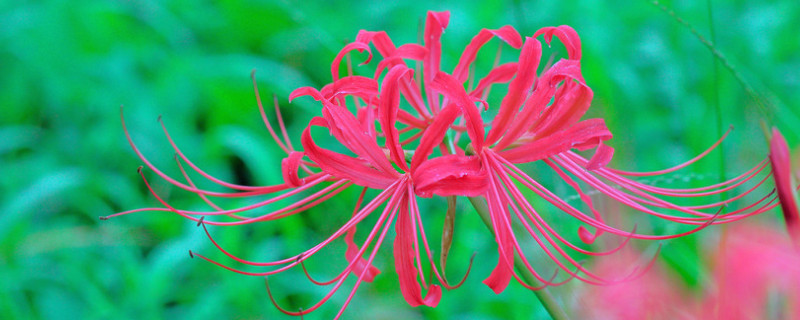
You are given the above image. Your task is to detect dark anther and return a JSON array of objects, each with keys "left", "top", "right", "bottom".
[
  {"left": 196, "top": 216, "right": 205, "bottom": 227},
  {"left": 99, "top": 216, "right": 109, "bottom": 220},
  {"left": 189, "top": 250, "right": 194, "bottom": 259},
  {"left": 137, "top": 166, "right": 143, "bottom": 174}
]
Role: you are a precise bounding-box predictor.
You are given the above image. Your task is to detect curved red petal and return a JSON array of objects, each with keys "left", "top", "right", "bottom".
[
  {"left": 394, "top": 191, "right": 441, "bottom": 307},
  {"left": 375, "top": 44, "right": 427, "bottom": 77},
  {"left": 355, "top": 30, "right": 397, "bottom": 57},
  {"left": 410, "top": 104, "right": 461, "bottom": 171},
  {"left": 452, "top": 25, "right": 523, "bottom": 82},
  {"left": 482, "top": 192, "right": 514, "bottom": 294},
  {"left": 429, "top": 72, "right": 485, "bottom": 150},
  {"left": 379, "top": 65, "right": 414, "bottom": 171},
  {"left": 345, "top": 224, "right": 381, "bottom": 282},
  {"left": 332, "top": 42, "right": 372, "bottom": 81},
  {"left": 586, "top": 142, "right": 614, "bottom": 171},
  {"left": 320, "top": 76, "right": 379, "bottom": 102},
  {"left": 413, "top": 154, "right": 487, "bottom": 198},
  {"left": 469, "top": 62, "right": 518, "bottom": 98},
  {"left": 530, "top": 61, "right": 593, "bottom": 138},
  {"left": 486, "top": 38, "right": 542, "bottom": 145},
  {"left": 534, "top": 25, "right": 582, "bottom": 60},
  {"left": 499, "top": 118, "right": 611, "bottom": 164},
  {"left": 423, "top": 11, "right": 450, "bottom": 113},
  {"left": 281, "top": 151, "right": 305, "bottom": 188},
  {"left": 301, "top": 122, "right": 396, "bottom": 189},
  {"left": 322, "top": 103, "right": 398, "bottom": 175}
]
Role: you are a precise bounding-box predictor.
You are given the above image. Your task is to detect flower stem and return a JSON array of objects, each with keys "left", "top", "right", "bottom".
[{"left": 468, "top": 196, "right": 570, "bottom": 320}]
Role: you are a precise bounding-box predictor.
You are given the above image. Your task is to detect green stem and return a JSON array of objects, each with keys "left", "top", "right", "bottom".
[
  {"left": 651, "top": 0, "right": 772, "bottom": 120},
  {"left": 468, "top": 196, "right": 570, "bottom": 320},
  {"left": 706, "top": 0, "right": 727, "bottom": 202}
]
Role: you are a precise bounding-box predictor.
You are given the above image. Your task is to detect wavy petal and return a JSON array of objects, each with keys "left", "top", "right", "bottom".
[
  {"left": 423, "top": 11, "right": 450, "bottom": 113},
  {"left": 530, "top": 61, "right": 593, "bottom": 138},
  {"left": 413, "top": 154, "right": 487, "bottom": 197},
  {"left": 332, "top": 42, "right": 373, "bottom": 81},
  {"left": 394, "top": 190, "right": 442, "bottom": 307},
  {"left": 301, "top": 118, "right": 396, "bottom": 189},
  {"left": 320, "top": 76, "right": 379, "bottom": 102},
  {"left": 345, "top": 220, "right": 381, "bottom": 282},
  {"left": 375, "top": 44, "right": 427, "bottom": 77},
  {"left": 469, "top": 62, "right": 518, "bottom": 98},
  {"left": 499, "top": 118, "right": 611, "bottom": 163},
  {"left": 534, "top": 25, "right": 582, "bottom": 60},
  {"left": 452, "top": 25, "right": 523, "bottom": 82},
  {"left": 429, "top": 72, "right": 485, "bottom": 150},
  {"left": 379, "top": 65, "right": 414, "bottom": 171},
  {"left": 486, "top": 38, "right": 542, "bottom": 145},
  {"left": 586, "top": 142, "right": 614, "bottom": 171},
  {"left": 281, "top": 151, "right": 305, "bottom": 187},
  {"left": 410, "top": 104, "right": 461, "bottom": 171},
  {"left": 355, "top": 30, "right": 397, "bottom": 57}
]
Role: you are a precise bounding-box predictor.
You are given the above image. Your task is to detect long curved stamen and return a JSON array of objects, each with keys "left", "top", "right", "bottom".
[
  {"left": 491, "top": 152, "right": 636, "bottom": 257},
  {"left": 600, "top": 125, "right": 733, "bottom": 177},
  {"left": 483, "top": 156, "right": 565, "bottom": 288},
  {"left": 554, "top": 154, "right": 772, "bottom": 222},
  {"left": 139, "top": 170, "right": 349, "bottom": 225},
  {"left": 409, "top": 193, "right": 474, "bottom": 289},
  {"left": 174, "top": 155, "right": 252, "bottom": 220},
  {"left": 196, "top": 181, "right": 401, "bottom": 270},
  {"left": 122, "top": 106, "right": 303, "bottom": 198},
  {"left": 252, "top": 70, "right": 290, "bottom": 154},
  {"left": 566, "top": 151, "right": 768, "bottom": 195},
  {"left": 499, "top": 155, "right": 732, "bottom": 240},
  {"left": 262, "top": 184, "right": 405, "bottom": 318},
  {"left": 159, "top": 117, "right": 276, "bottom": 192},
  {"left": 487, "top": 155, "right": 616, "bottom": 285}
]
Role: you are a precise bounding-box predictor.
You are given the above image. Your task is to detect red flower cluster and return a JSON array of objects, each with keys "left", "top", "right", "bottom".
[{"left": 108, "top": 11, "right": 779, "bottom": 318}]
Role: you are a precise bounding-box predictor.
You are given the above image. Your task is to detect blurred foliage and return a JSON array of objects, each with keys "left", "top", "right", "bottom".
[{"left": 1, "top": 0, "right": 798, "bottom": 319}]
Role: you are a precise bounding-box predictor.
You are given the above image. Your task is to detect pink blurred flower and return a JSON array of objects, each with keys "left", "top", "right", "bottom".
[
  {"left": 578, "top": 225, "right": 800, "bottom": 319},
  {"left": 707, "top": 225, "right": 800, "bottom": 319},
  {"left": 577, "top": 250, "right": 686, "bottom": 320}
]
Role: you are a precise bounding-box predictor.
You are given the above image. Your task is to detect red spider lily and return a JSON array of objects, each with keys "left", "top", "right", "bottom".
[
  {"left": 770, "top": 128, "right": 800, "bottom": 246},
  {"left": 107, "top": 10, "right": 778, "bottom": 318}
]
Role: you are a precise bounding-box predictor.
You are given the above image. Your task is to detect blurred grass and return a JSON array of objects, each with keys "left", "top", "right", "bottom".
[{"left": 1, "top": 0, "right": 798, "bottom": 319}]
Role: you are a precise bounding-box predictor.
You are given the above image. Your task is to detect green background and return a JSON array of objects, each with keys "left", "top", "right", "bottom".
[{"left": 2, "top": 0, "right": 798, "bottom": 319}]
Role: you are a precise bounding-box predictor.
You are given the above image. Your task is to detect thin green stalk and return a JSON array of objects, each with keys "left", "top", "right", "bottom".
[
  {"left": 706, "top": 0, "right": 727, "bottom": 201},
  {"left": 468, "top": 196, "right": 570, "bottom": 320},
  {"left": 651, "top": 0, "right": 772, "bottom": 120}
]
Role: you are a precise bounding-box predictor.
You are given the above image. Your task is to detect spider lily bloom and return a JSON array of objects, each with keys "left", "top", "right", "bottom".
[
  {"left": 408, "top": 18, "right": 776, "bottom": 293},
  {"left": 109, "top": 9, "right": 778, "bottom": 317},
  {"left": 770, "top": 128, "right": 800, "bottom": 246}
]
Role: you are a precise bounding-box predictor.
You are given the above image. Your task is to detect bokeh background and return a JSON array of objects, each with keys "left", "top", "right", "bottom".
[{"left": 2, "top": 0, "right": 799, "bottom": 319}]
